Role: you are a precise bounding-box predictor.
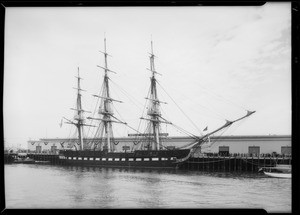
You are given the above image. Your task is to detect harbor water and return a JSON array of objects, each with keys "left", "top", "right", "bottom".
[{"left": 4, "top": 164, "right": 291, "bottom": 212}]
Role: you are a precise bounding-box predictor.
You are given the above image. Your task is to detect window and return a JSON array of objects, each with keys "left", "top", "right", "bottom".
[
  {"left": 95, "top": 158, "right": 100, "bottom": 161},
  {"left": 102, "top": 158, "right": 106, "bottom": 161},
  {"left": 129, "top": 158, "right": 134, "bottom": 161},
  {"left": 73, "top": 157, "right": 76, "bottom": 160},
  {"left": 281, "top": 146, "right": 291, "bottom": 155},
  {"left": 89, "top": 158, "right": 93, "bottom": 161},
  {"left": 78, "top": 157, "right": 82, "bottom": 160},
  {"left": 144, "top": 158, "right": 150, "bottom": 161},
  {"left": 108, "top": 158, "right": 113, "bottom": 161},
  {"left": 115, "top": 158, "right": 120, "bottom": 161},
  {"left": 136, "top": 158, "right": 142, "bottom": 161},
  {"left": 152, "top": 158, "right": 159, "bottom": 161},
  {"left": 121, "top": 158, "right": 126, "bottom": 161},
  {"left": 51, "top": 146, "right": 57, "bottom": 153},
  {"left": 219, "top": 146, "right": 229, "bottom": 156},
  {"left": 84, "top": 157, "right": 88, "bottom": 160},
  {"left": 36, "top": 146, "right": 42, "bottom": 153},
  {"left": 248, "top": 146, "right": 260, "bottom": 156}
]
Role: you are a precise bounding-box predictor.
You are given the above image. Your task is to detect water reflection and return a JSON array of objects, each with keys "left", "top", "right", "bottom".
[{"left": 4, "top": 164, "right": 291, "bottom": 211}]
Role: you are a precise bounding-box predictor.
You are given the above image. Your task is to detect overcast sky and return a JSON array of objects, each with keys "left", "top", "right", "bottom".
[{"left": 4, "top": 3, "right": 291, "bottom": 148}]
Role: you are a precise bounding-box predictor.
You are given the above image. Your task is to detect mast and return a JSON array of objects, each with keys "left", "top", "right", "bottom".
[
  {"left": 101, "top": 37, "right": 112, "bottom": 151},
  {"left": 140, "top": 40, "right": 171, "bottom": 150},
  {"left": 147, "top": 40, "right": 161, "bottom": 151},
  {"left": 75, "top": 67, "right": 84, "bottom": 150},
  {"left": 63, "top": 68, "right": 94, "bottom": 151},
  {"left": 139, "top": 41, "right": 256, "bottom": 152},
  {"left": 90, "top": 37, "right": 126, "bottom": 152}
]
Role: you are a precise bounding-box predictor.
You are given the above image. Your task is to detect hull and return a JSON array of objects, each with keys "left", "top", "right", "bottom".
[
  {"left": 264, "top": 171, "right": 291, "bottom": 178},
  {"left": 59, "top": 149, "right": 191, "bottom": 169},
  {"left": 260, "top": 165, "right": 291, "bottom": 178}
]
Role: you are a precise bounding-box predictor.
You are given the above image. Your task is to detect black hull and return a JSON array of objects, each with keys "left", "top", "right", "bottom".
[{"left": 59, "top": 149, "right": 191, "bottom": 169}]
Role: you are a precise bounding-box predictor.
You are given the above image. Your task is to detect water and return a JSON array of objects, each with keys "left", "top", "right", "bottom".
[{"left": 5, "top": 164, "right": 291, "bottom": 212}]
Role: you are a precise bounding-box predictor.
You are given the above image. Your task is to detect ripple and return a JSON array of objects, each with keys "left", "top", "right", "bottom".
[{"left": 5, "top": 164, "right": 291, "bottom": 211}]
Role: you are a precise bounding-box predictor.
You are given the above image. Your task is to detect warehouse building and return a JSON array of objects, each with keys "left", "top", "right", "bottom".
[{"left": 27, "top": 135, "right": 291, "bottom": 156}]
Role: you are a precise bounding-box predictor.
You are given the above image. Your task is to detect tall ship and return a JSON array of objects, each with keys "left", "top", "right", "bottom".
[{"left": 58, "top": 38, "right": 255, "bottom": 168}]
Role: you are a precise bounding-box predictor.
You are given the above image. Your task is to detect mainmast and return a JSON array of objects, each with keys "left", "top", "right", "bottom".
[
  {"left": 89, "top": 37, "right": 126, "bottom": 152},
  {"left": 143, "top": 41, "right": 166, "bottom": 151},
  {"left": 102, "top": 37, "right": 113, "bottom": 152}
]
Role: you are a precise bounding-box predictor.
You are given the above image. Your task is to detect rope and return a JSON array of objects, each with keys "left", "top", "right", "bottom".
[
  {"left": 188, "top": 157, "right": 233, "bottom": 164},
  {"left": 85, "top": 80, "right": 105, "bottom": 138},
  {"left": 241, "top": 157, "right": 278, "bottom": 166},
  {"left": 158, "top": 80, "right": 227, "bottom": 121},
  {"left": 172, "top": 124, "right": 200, "bottom": 140},
  {"left": 156, "top": 80, "right": 203, "bottom": 136},
  {"left": 196, "top": 82, "right": 248, "bottom": 111},
  {"left": 109, "top": 78, "right": 145, "bottom": 110}
]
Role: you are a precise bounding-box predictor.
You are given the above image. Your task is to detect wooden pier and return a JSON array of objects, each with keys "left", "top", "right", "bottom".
[
  {"left": 27, "top": 153, "right": 65, "bottom": 165},
  {"left": 22, "top": 153, "right": 292, "bottom": 172},
  {"left": 182, "top": 155, "right": 292, "bottom": 172}
]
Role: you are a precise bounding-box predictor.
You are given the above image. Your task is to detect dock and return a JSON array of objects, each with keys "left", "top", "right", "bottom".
[
  {"left": 183, "top": 154, "right": 292, "bottom": 172},
  {"left": 12, "top": 153, "right": 291, "bottom": 172}
]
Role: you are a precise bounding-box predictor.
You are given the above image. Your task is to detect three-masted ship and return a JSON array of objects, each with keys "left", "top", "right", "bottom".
[{"left": 58, "top": 38, "right": 255, "bottom": 168}]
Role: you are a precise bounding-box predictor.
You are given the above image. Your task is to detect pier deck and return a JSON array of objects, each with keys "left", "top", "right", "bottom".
[
  {"left": 183, "top": 155, "right": 291, "bottom": 172},
  {"left": 19, "top": 153, "right": 292, "bottom": 172}
]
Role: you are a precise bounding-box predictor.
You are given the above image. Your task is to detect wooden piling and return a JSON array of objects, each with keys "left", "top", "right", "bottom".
[
  {"left": 239, "top": 157, "right": 241, "bottom": 172},
  {"left": 234, "top": 156, "right": 236, "bottom": 172},
  {"left": 252, "top": 156, "right": 254, "bottom": 172}
]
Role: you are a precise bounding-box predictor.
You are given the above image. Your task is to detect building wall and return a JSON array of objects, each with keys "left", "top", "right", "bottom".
[
  {"left": 27, "top": 135, "right": 291, "bottom": 155},
  {"left": 27, "top": 141, "right": 61, "bottom": 153},
  {"left": 200, "top": 136, "right": 291, "bottom": 154}
]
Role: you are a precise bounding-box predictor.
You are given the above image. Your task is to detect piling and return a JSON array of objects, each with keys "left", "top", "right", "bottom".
[
  {"left": 234, "top": 157, "right": 236, "bottom": 172},
  {"left": 251, "top": 156, "right": 254, "bottom": 172},
  {"left": 24, "top": 153, "right": 292, "bottom": 172}
]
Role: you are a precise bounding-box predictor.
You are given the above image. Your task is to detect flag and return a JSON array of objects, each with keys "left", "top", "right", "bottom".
[
  {"left": 60, "top": 142, "right": 65, "bottom": 148},
  {"left": 203, "top": 126, "right": 208, "bottom": 131},
  {"left": 59, "top": 118, "right": 63, "bottom": 128}
]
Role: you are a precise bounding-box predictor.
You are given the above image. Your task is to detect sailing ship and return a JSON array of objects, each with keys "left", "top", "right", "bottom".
[{"left": 58, "top": 38, "right": 255, "bottom": 168}]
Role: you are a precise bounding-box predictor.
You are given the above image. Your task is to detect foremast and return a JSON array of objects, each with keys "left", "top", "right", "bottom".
[
  {"left": 64, "top": 67, "right": 93, "bottom": 150},
  {"left": 75, "top": 68, "right": 84, "bottom": 150}
]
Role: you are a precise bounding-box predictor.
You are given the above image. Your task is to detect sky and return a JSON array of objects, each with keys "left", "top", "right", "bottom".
[{"left": 3, "top": 3, "right": 291, "bottom": 149}]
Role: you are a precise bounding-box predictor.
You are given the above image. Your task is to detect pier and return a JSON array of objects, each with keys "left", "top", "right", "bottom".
[
  {"left": 14, "top": 153, "right": 291, "bottom": 172},
  {"left": 27, "top": 153, "right": 65, "bottom": 165},
  {"left": 183, "top": 154, "right": 292, "bottom": 172}
]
